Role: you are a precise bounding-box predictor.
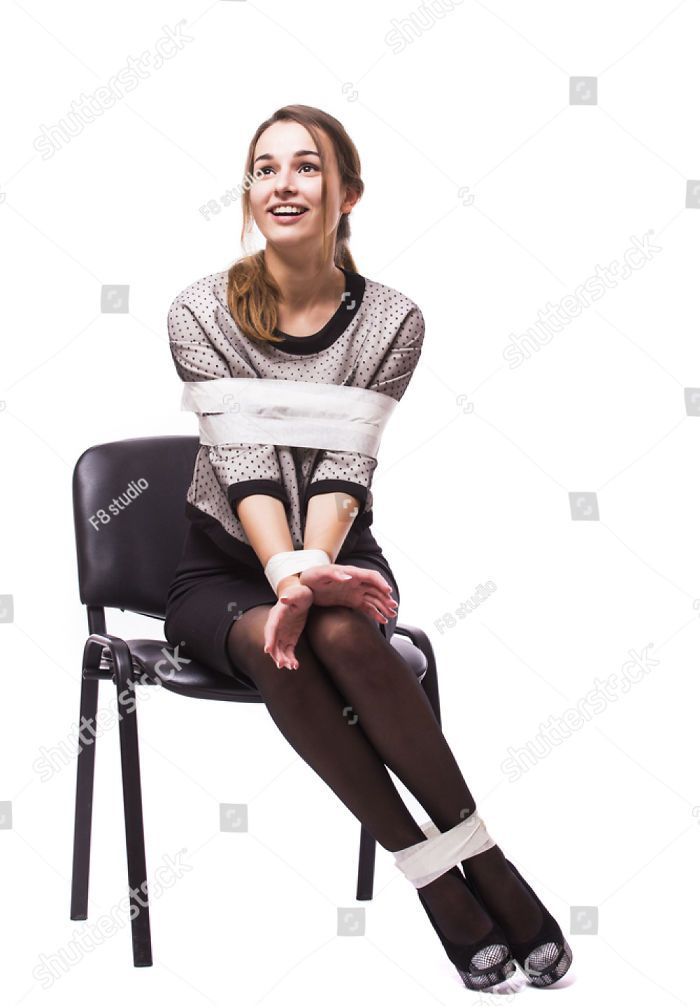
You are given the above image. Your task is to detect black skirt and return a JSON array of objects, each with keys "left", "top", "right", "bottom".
[{"left": 164, "top": 521, "right": 401, "bottom": 688}]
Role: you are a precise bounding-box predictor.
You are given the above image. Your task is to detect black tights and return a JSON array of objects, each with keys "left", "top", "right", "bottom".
[{"left": 226, "top": 603, "right": 543, "bottom": 946}]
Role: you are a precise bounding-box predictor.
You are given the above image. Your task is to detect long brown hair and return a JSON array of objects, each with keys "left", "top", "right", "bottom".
[{"left": 227, "top": 105, "right": 364, "bottom": 345}]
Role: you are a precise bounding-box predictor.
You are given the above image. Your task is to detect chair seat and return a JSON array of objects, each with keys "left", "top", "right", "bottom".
[{"left": 100, "top": 631, "right": 428, "bottom": 703}]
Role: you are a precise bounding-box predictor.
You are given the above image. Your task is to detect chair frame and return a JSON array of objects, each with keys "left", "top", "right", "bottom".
[
  {"left": 70, "top": 606, "right": 442, "bottom": 967},
  {"left": 69, "top": 435, "right": 442, "bottom": 966}
]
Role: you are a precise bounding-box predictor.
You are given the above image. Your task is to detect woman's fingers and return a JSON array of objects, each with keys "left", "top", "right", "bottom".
[
  {"left": 272, "top": 646, "right": 293, "bottom": 669},
  {"left": 362, "top": 596, "right": 393, "bottom": 620},
  {"left": 364, "top": 588, "right": 398, "bottom": 613},
  {"left": 264, "top": 620, "right": 289, "bottom": 669},
  {"left": 283, "top": 644, "right": 299, "bottom": 670},
  {"left": 357, "top": 587, "right": 397, "bottom": 618},
  {"left": 336, "top": 565, "right": 391, "bottom": 592},
  {"left": 361, "top": 600, "right": 388, "bottom": 623},
  {"left": 280, "top": 594, "right": 311, "bottom": 665},
  {"left": 264, "top": 642, "right": 282, "bottom": 667},
  {"left": 357, "top": 569, "right": 394, "bottom": 595},
  {"left": 263, "top": 630, "right": 274, "bottom": 658},
  {"left": 274, "top": 639, "right": 292, "bottom": 669},
  {"left": 332, "top": 569, "right": 354, "bottom": 582},
  {"left": 277, "top": 641, "right": 298, "bottom": 669},
  {"left": 277, "top": 635, "right": 294, "bottom": 669},
  {"left": 338, "top": 567, "right": 397, "bottom": 601}
]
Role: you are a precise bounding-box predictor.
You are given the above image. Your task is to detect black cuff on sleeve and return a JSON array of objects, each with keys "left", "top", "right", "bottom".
[
  {"left": 227, "top": 480, "right": 290, "bottom": 518},
  {"left": 304, "top": 479, "right": 369, "bottom": 508}
]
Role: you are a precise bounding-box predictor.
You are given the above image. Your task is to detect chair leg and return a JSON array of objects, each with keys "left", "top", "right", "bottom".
[
  {"left": 114, "top": 663, "right": 153, "bottom": 967},
  {"left": 420, "top": 649, "right": 442, "bottom": 727},
  {"left": 356, "top": 823, "right": 377, "bottom": 900},
  {"left": 70, "top": 676, "right": 99, "bottom": 921}
]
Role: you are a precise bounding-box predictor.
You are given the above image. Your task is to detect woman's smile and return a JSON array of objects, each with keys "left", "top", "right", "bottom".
[{"left": 268, "top": 203, "right": 310, "bottom": 224}]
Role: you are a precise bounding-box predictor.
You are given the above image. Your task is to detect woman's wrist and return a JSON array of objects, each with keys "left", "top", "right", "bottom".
[{"left": 276, "top": 573, "right": 302, "bottom": 598}]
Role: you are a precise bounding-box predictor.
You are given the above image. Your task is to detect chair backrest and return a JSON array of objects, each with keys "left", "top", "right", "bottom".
[{"left": 73, "top": 436, "right": 198, "bottom": 619}]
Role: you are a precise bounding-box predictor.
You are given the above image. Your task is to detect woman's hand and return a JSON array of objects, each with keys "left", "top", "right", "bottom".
[
  {"left": 263, "top": 578, "right": 314, "bottom": 670},
  {"left": 298, "top": 564, "right": 398, "bottom": 624}
]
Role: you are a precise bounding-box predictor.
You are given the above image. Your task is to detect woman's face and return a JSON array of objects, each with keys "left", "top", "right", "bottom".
[{"left": 249, "top": 120, "right": 354, "bottom": 251}]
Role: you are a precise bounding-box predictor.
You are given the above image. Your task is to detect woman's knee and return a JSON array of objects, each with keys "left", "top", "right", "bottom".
[
  {"left": 225, "top": 605, "right": 273, "bottom": 675},
  {"left": 305, "top": 606, "right": 383, "bottom": 665}
]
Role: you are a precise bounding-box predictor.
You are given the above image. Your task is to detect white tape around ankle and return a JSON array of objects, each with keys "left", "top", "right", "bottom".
[
  {"left": 393, "top": 811, "right": 496, "bottom": 888},
  {"left": 264, "top": 548, "right": 332, "bottom": 595}
]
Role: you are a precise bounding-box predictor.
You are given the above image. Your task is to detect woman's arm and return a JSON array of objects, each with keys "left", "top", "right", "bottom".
[
  {"left": 300, "top": 490, "right": 397, "bottom": 620},
  {"left": 297, "top": 305, "right": 426, "bottom": 614},
  {"left": 237, "top": 494, "right": 317, "bottom": 671},
  {"left": 302, "top": 490, "right": 360, "bottom": 562},
  {"left": 237, "top": 494, "right": 303, "bottom": 597}
]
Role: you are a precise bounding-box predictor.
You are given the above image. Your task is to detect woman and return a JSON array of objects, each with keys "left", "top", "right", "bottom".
[{"left": 164, "top": 104, "right": 573, "bottom": 992}]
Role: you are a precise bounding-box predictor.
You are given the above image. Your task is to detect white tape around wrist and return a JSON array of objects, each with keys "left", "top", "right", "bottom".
[{"left": 264, "top": 549, "right": 332, "bottom": 595}]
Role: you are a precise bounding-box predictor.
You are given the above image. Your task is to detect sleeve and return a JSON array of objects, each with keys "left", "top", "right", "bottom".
[
  {"left": 167, "top": 297, "right": 290, "bottom": 517},
  {"left": 304, "top": 304, "right": 425, "bottom": 512}
]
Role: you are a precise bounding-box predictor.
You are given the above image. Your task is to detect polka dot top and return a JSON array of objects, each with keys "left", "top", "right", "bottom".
[{"left": 167, "top": 265, "right": 425, "bottom": 568}]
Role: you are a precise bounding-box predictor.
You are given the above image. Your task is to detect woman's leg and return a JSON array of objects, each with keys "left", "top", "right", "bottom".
[
  {"left": 303, "top": 605, "right": 547, "bottom": 943},
  {"left": 226, "top": 604, "right": 497, "bottom": 944}
]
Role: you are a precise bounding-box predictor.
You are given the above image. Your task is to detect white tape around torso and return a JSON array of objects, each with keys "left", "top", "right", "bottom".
[{"left": 180, "top": 377, "right": 398, "bottom": 457}]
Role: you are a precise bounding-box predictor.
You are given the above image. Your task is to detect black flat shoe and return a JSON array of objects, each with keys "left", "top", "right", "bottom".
[
  {"left": 416, "top": 866, "right": 517, "bottom": 992},
  {"left": 461, "top": 858, "right": 573, "bottom": 987}
]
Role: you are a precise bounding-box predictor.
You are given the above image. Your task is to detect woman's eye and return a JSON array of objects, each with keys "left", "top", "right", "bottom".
[{"left": 256, "top": 163, "right": 319, "bottom": 176}]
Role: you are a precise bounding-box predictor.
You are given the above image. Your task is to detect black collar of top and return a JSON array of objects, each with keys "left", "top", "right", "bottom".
[{"left": 270, "top": 266, "right": 366, "bottom": 355}]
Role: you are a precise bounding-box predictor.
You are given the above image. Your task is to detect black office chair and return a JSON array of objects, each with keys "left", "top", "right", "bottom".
[{"left": 70, "top": 435, "right": 442, "bottom": 967}]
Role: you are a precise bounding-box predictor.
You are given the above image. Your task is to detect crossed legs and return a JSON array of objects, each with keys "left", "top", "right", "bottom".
[
  {"left": 302, "top": 605, "right": 550, "bottom": 946},
  {"left": 227, "top": 604, "right": 427, "bottom": 851},
  {"left": 304, "top": 605, "right": 479, "bottom": 831},
  {"left": 226, "top": 603, "right": 544, "bottom": 946},
  {"left": 226, "top": 603, "right": 497, "bottom": 943}
]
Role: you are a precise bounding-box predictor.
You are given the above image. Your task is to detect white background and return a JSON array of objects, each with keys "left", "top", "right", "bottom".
[{"left": 1, "top": 0, "right": 699, "bottom": 1002}]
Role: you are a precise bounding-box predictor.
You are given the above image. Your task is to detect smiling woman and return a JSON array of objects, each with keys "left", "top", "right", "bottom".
[
  {"left": 268, "top": 204, "right": 308, "bottom": 218},
  {"left": 164, "top": 103, "right": 572, "bottom": 993}
]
